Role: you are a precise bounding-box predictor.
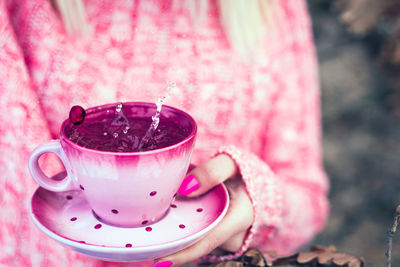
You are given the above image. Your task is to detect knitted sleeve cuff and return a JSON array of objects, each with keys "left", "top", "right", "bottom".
[{"left": 201, "top": 145, "right": 283, "bottom": 263}]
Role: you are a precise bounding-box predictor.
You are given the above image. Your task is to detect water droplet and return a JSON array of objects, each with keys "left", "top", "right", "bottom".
[
  {"left": 138, "top": 82, "right": 176, "bottom": 149},
  {"left": 107, "top": 110, "right": 110, "bottom": 113},
  {"left": 113, "top": 132, "right": 119, "bottom": 138},
  {"left": 116, "top": 103, "right": 123, "bottom": 113},
  {"left": 123, "top": 129, "right": 128, "bottom": 134},
  {"left": 103, "top": 132, "right": 108, "bottom": 136}
]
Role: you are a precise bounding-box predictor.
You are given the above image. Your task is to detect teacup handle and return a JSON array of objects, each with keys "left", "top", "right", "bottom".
[{"left": 28, "top": 140, "right": 76, "bottom": 192}]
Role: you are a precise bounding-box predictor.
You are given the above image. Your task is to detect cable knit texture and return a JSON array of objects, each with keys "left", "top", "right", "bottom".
[{"left": 0, "top": 0, "right": 329, "bottom": 266}]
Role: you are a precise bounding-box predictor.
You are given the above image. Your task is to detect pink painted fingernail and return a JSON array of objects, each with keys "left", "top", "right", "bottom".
[
  {"left": 178, "top": 175, "right": 199, "bottom": 196},
  {"left": 154, "top": 260, "right": 173, "bottom": 267}
]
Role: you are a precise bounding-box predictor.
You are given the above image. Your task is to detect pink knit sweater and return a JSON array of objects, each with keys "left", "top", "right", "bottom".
[{"left": 0, "top": 0, "right": 329, "bottom": 266}]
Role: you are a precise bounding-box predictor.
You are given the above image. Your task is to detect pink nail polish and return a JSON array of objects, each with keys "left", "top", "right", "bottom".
[
  {"left": 154, "top": 260, "right": 173, "bottom": 267},
  {"left": 178, "top": 175, "right": 199, "bottom": 196}
]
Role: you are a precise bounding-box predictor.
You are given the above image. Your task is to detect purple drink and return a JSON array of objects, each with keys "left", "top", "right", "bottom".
[{"left": 66, "top": 103, "right": 192, "bottom": 152}]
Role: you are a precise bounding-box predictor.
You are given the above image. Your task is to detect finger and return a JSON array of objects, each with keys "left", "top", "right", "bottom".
[
  {"left": 219, "top": 179, "right": 254, "bottom": 251},
  {"left": 154, "top": 189, "right": 251, "bottom": 266},
  {"left": 218, "top": 226, "right": 249, "bottom": 252},
  {"left": 178, "top": 154, "right": 238, "bottom": 197}
]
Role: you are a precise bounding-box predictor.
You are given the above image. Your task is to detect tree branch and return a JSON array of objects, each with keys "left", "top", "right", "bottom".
[{"left": 386, "top": 205, "right": 400, "bottom": 267}]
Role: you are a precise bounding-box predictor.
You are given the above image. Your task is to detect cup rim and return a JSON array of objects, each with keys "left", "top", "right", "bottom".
[{"left": 60, "top": 102, "right": 197, "bottom": 156}]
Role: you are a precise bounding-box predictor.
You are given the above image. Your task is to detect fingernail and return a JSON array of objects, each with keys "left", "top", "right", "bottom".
[
  {"left": 178, "top": 175, "right": 199, "bottom": 196},
  {"left": 154, "top": 260, "right": 173, "bottom": 267}
]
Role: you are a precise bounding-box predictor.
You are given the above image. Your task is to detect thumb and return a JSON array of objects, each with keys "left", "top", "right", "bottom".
[{"left": 178, "top": 154, "right": 238, "bottom": 197}]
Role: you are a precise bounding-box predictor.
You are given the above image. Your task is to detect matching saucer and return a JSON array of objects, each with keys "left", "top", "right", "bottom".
[{"left": 29, "top": 178, "right": 229, "bottom": 262}]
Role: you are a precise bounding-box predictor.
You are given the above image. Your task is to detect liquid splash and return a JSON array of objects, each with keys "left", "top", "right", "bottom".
[
  {"left": 67, "top": 95, "right": 189, "bottom": 152},
  {"left": 138, "top": 82, "right": 176, "bottom": 150}
]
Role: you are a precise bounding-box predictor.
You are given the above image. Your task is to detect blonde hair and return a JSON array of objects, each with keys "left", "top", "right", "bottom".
[{"left": 54, "top": 0, "right": 271, "bottom": 58}]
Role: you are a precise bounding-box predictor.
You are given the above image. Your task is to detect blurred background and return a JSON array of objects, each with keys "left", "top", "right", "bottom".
[{"left": 307, "top": 1, "right": 400, "bottom": 266}]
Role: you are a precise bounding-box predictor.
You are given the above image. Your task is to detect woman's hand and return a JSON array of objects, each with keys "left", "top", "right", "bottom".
[{"left": 154, "top": 154, "right": 254, "bottom": 266}]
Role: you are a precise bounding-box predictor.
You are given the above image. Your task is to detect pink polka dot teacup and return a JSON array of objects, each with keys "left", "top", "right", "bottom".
[{"left": 28, "top": 102, "right": 197, "bottom": 227}]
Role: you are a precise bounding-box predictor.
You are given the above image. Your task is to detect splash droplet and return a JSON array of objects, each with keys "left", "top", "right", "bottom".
[{"left": 116, "top": 103, "right": 123, "bottom": 113}]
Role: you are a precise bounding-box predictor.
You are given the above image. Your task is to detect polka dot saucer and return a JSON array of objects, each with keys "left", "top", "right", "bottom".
[{"left": 29, "top": 178, "right": 229, "bottom": 262}]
